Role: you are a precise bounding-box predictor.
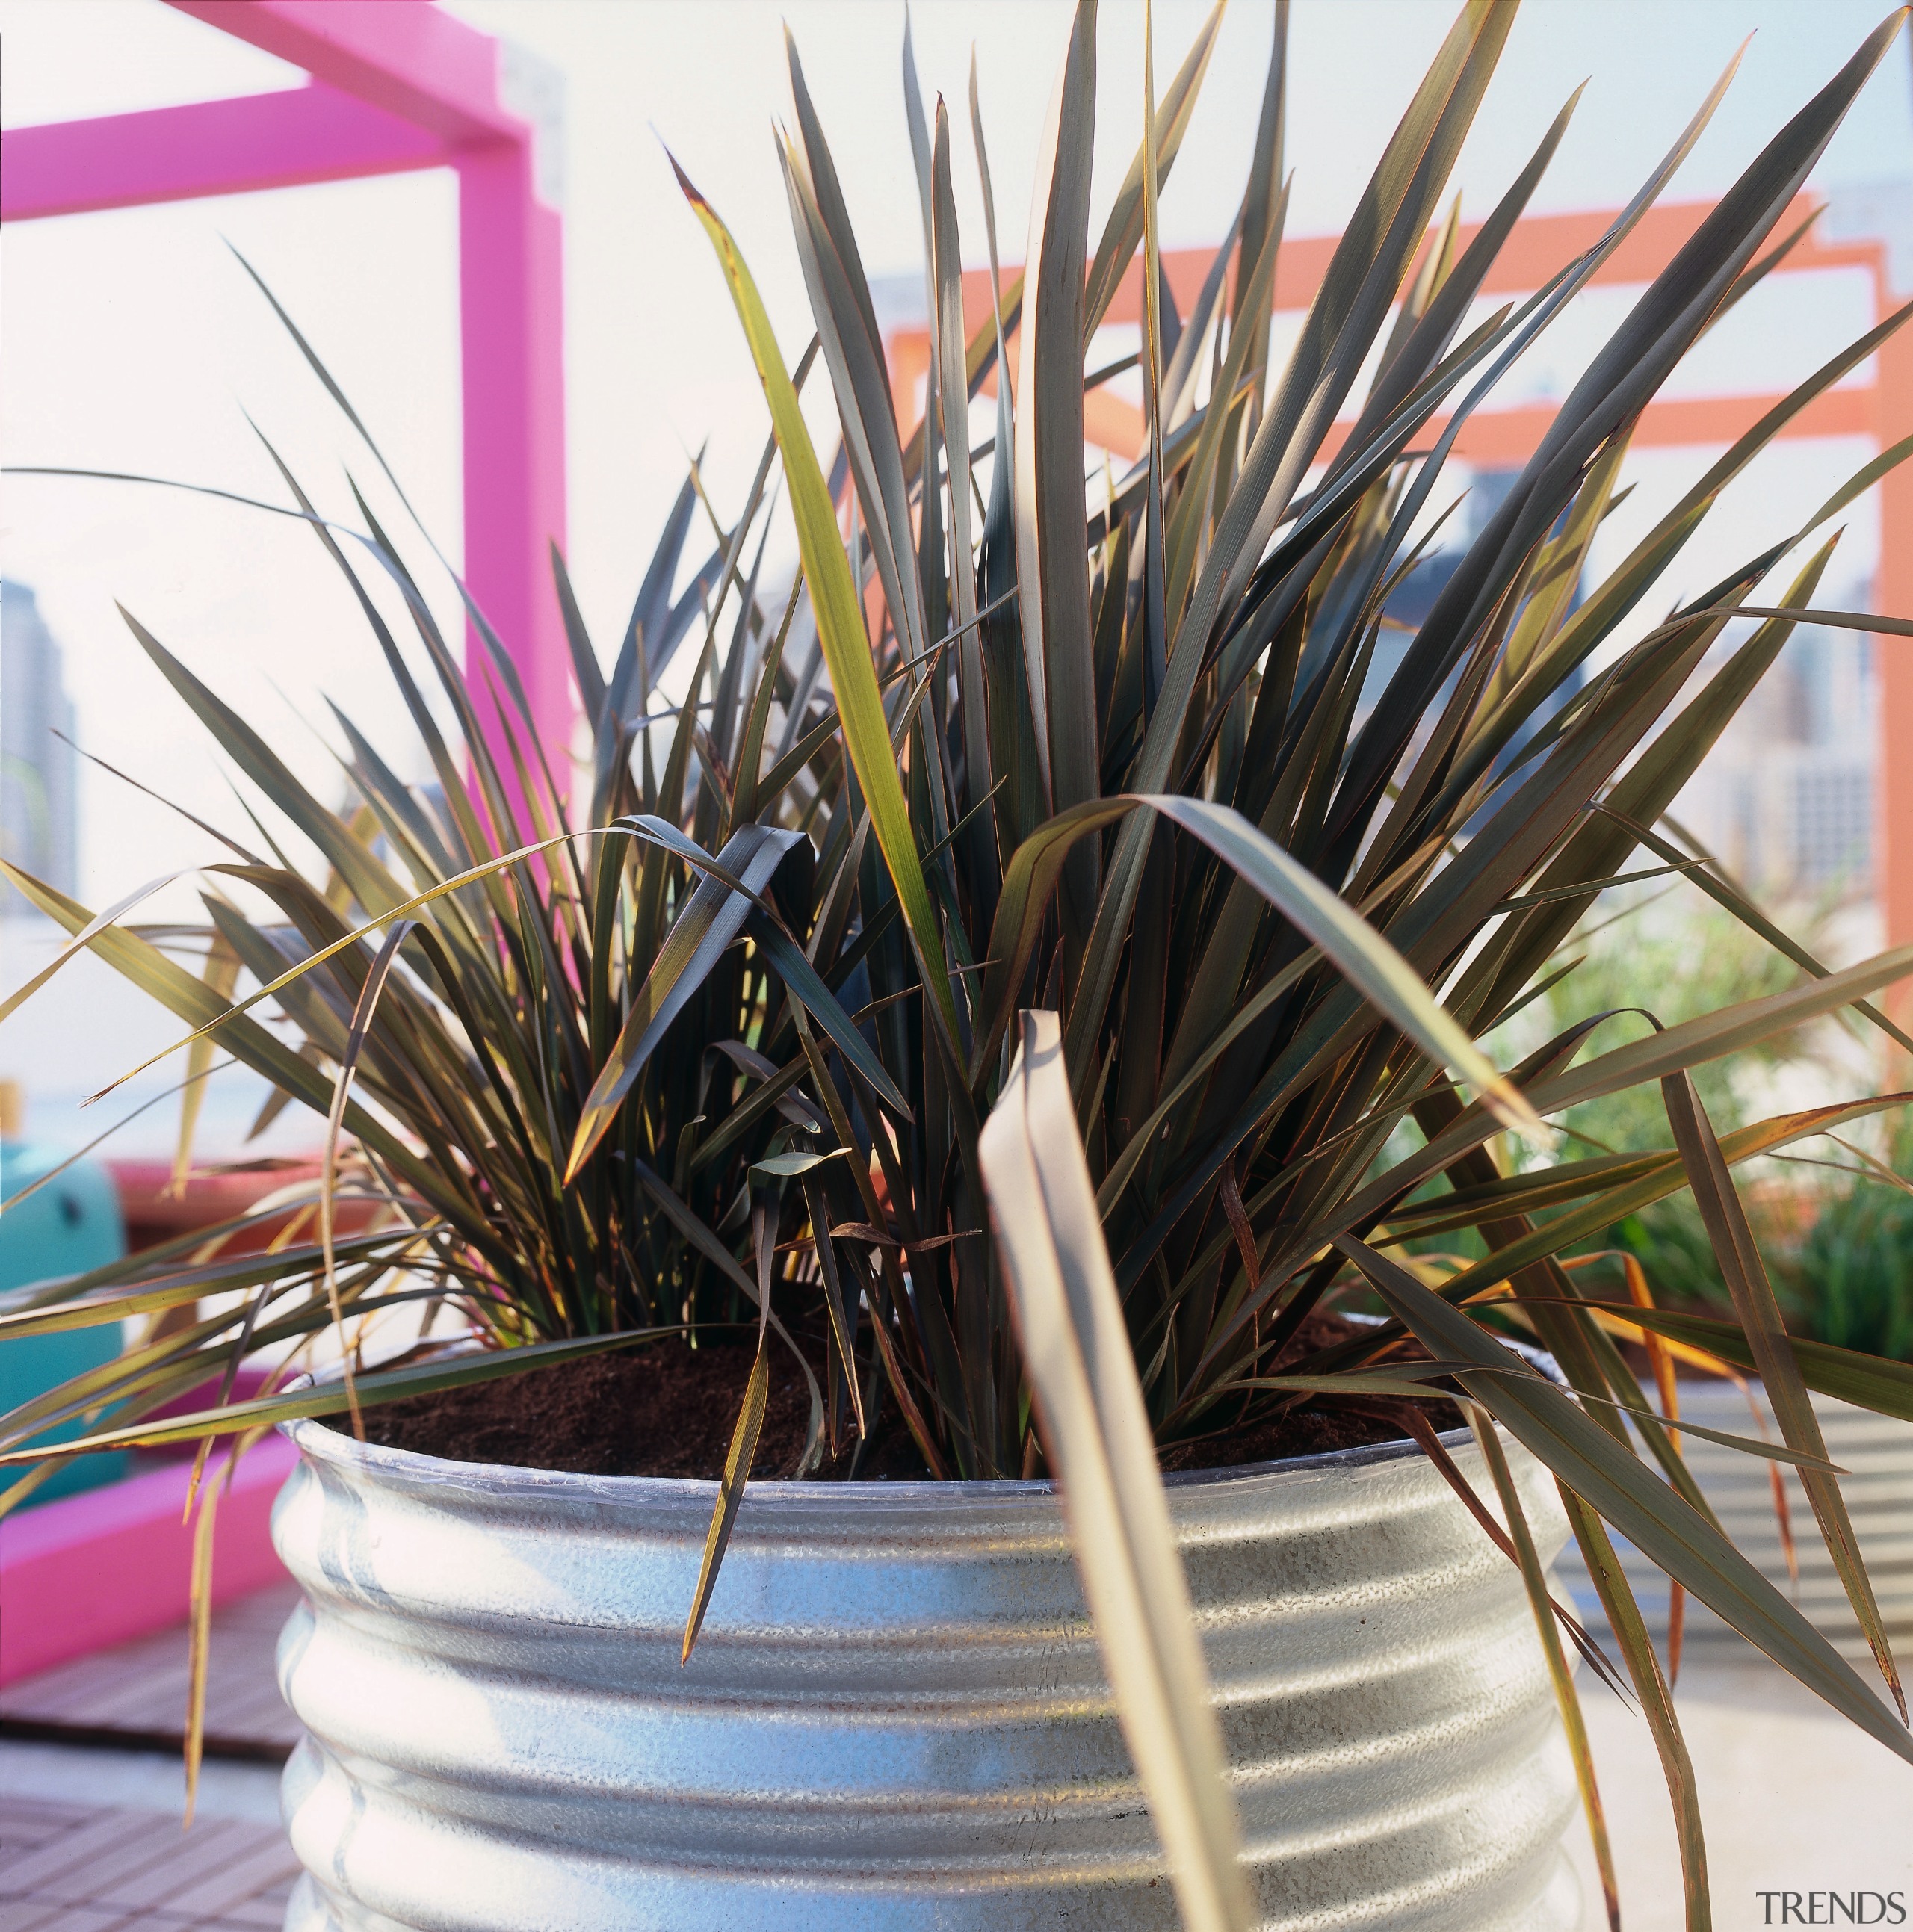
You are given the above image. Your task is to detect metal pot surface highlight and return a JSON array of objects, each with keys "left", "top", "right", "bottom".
[{"left": 273, "top": 1414, "right": 1580, "bottom": 1931}]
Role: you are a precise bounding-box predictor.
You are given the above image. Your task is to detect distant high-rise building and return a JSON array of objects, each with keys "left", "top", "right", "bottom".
[
  {"left": 1674, "top": 616, "right": 1876, "bottom": 897},
  {"left": 1, "top": 580, "right": 80, "bottom": 906}
]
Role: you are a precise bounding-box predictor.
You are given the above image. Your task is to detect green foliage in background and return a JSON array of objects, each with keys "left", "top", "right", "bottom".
[
  {"left": 1791, "top": 1121, "right": 1913, "bottom": 1361},
  {"left": 1545, "top": 893, "right": 1814, "bottom": 1151},
  {"left": 1543, "top": 891, "right": 1820, "bottom": 1311},
  {"left": 1532, "top": 891, "right": 1913, "bottom": 1362}
]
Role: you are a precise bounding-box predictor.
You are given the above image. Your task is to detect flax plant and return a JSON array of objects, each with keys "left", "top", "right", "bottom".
[{"left": 9, "top": 2, "right": 1913, "bottom": 1924}]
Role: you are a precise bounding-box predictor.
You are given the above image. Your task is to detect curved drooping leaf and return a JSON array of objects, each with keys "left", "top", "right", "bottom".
[
  {"left": 0, "top": 1331, "right": 684, "bottom": 1462},
  {"left": 980, "top": 1012, "right": 1250, "bottom": 1932},
  {"left": 973, "top": 794, "right": 1538, "bottom": 1136},
  {"left": 1661, "top": 1071, "right": 1905, "bottom": 1715},
  {"left": 1579, "top": 1304, "right": 1913, "bottom": 1428},
  {"left": 1341, "top": 1236, "right": 1913, "bottom": 1768}
]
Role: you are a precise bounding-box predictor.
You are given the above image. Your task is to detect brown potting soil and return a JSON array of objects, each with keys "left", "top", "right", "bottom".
[
  {"left": 350, "top": 1343, "right": 818, "bottom": 1481},
  {"left": 341, "top": 1309, "right": 1463, "bottom": 1481},
  {"left": 1158, "top": 1309, "right": 1466, "bottom": 1472}
]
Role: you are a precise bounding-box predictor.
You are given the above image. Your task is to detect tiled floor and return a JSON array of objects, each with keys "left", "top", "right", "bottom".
[
  {"left": 0, "top": 1586, "right": 300, "bottom": 1761},
  {"left": 1566, "top": 1659, "right": 1913, "bottom": 1931},
  {"left": 0, "top": 1793, "right": 298, "bottom": 1931}
]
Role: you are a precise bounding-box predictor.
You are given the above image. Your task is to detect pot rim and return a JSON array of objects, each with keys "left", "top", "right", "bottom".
[{"left": 277, "top": 1321, "right": 1563, "bottom": 1506}]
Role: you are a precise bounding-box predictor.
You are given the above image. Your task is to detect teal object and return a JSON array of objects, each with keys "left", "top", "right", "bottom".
[{"left": 0, "top": 1137, "right": 129, "bottom": 1506}]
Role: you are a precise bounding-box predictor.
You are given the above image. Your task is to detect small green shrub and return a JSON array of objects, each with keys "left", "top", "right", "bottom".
[
  {"left": 1790, "top": 1133, "right": 1913, "bottom": 1360},
  {"left": 1530, "top": 890, "right": 1835, "bottom": 1310}
]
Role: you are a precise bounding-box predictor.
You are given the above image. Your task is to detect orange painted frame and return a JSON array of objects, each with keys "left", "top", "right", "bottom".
[{"left": 886, "top": 196, "right": 1913, "bottom": 951}]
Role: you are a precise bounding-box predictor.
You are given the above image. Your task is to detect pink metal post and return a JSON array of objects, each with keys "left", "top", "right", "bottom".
[
  {"left": 2, "top": 0, "right": 572, "bottom": 791},
  {"left": 457, "top": 140, "right": 571, "bottom": 775},
  {"left": 0, "top": 5, "right": 570, "bottom": 1669}
]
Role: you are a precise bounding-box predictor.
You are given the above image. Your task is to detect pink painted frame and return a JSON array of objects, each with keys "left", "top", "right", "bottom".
[
  {"left": 0, "top": 1439, "right": 296, "bottom": 1688},
  {"left": 1, "top": 3, "right": 569, "bottom": 1676},
  {"left": 2, "top": 0, "right": 572, "bottom": 775}
]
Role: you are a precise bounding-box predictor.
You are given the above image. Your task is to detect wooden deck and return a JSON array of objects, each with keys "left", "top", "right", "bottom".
[
  {"left": 0, "top": 1792, "right": 300, "bottom": 1930},
  {"left": 0, "top": 1583, "right": 303, "bottom": 1926},
  {"left": 0, "top": 1584, "right": 301, "bottom": 1760}
]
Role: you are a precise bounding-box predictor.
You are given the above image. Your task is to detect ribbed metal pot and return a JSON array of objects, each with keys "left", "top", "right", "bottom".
[
  {"left": 271, "top": 1416, "right": 1581, "bottom": 1932},
  {"left": 1554, "top": 1385, "right": 1913, "bottom": 1663}
]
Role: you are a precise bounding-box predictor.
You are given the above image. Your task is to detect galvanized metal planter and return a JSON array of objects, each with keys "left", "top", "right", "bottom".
[{"left": 272, "top": 1417, "right": 1581, "bottom": 1931}]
